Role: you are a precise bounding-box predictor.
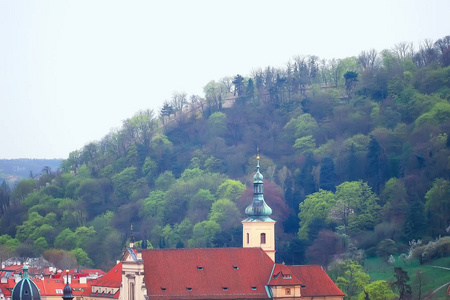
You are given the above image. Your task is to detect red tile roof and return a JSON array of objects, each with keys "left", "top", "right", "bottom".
[
  {"left": 268, "top": 264, "right": 303, "bottom": 286},
  {"left": 142, "top": 248, "right": 274, "bottom": 299},
  {"left": 52, "top": 269, "right": 105, "bottom": 279},
  {"left": 0, "top": 279, "right": 15, "bottom": 296},
  {"left": 33, "top": 278, "right": 92, "bottom": 296},
  {"left": 287, "top": 265, "right": 345, "bottom": 297},
  {"left": 92, "top": 263, "right": 122, "bottom": 288}
]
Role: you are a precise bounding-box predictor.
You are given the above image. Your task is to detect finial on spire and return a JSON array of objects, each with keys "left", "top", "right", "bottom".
[
  {"left": 63, "top": 270, "right": 74, "bottom": 300},
  {"left": 129, "top": 224, "right": 135, "bottom": 248},
  {"left": 256, "top": 146, "right": 260, "bottom": 161}
]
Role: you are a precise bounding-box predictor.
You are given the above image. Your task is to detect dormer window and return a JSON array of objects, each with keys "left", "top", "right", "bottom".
[
  {"left": 252, "top": 286, "right": 257, "bottom": 290},
  {"left": 233, "top": 266, "right": 239, "bottom": 270},
  {"left": 161, "top": 287, "right": 166, "bottom": 291},
  {"left": 197, "top": 266, "right": 203, "bottom": 270},
  {"left": 282, "top": 274, "right": 292, "bottom": 279},
  {"left": 222, "top": 287, "right": 228, "bottom": 291},
  {"left": 186, "top": 287, "right": 192, "bottom": 291}
]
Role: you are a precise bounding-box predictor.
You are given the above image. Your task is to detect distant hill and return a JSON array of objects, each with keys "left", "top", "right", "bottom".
[{"left": 0, "top": 159, "right": 62, "bottom": 185}]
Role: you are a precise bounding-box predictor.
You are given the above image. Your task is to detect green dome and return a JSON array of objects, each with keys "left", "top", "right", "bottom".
[
  {"left": 12, "top": 265, "right": 41, "bottom": 300},
  {"left": 244, "top": 156, "right": 273, "bottom": 219}
]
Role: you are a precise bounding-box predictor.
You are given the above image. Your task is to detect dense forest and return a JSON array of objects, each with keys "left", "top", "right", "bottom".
[{"left": 0, "top": 36, "right": 449, "bottom": 297}]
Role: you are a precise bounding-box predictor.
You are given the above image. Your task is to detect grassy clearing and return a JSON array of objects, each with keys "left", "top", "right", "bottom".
[{"left": 364, "top": 256, "right": 450, "bottom": 298}]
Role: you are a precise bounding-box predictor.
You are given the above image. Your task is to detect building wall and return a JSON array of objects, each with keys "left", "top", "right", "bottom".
[
  {"left": 270, "top": 285, "right": 301, "bottom": 298},
  {"left": 242, "top": 221, "right": 276, "bottom": 261},
  {"left": 120, "top": 260, "right": 146, "bottom": 300}
]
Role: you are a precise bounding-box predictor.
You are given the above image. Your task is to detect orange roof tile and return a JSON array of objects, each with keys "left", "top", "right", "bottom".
[
  {"left": 92, "top": 263, "right": 122, "bottom": 288},
  {"left": 142, "top": 248, "right": 274, "bottom": 299},
  {"left": 268, "top": 264, "right": 303, "bottom": 286},
  {"left": 287, "top": 265, "right": 344, "bottom": 297}
]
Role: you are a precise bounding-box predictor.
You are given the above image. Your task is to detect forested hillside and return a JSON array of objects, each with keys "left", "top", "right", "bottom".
[{"left": 0, "top": 36, "right": 449, "bottom": 280}]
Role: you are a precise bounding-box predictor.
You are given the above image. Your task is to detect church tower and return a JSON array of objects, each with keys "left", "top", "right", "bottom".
[{"left": 242, "top": 153, "right": 276, "bottom": 261}]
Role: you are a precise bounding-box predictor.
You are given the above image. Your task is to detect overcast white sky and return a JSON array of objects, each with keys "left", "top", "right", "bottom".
[{"left": 1, "top": 0, "right": 449, "bottom": 159}]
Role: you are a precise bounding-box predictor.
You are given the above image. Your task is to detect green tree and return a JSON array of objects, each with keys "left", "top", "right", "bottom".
[
  {"left": 76, "top": 179, "right": 106, "bottom": 216},
  {"left": 380, "top": 178, "right": 408, "bottom": 226},
  {"left": 0, "top": 180, "right": 11, "bottom": 215},
  {"left": 330, "top": 181, "right": 380, "bottom": 233},
  {"left": 298, "top": 190, "right": 336, "bottom": 239},
  {"left": 358, "top": 280, "right": 397, "bottom": 300},
  {"left": 203, "top": 80, "right": 228, "bottom": 113},
  {"left": 319, "top": 156, "right": 336, "bottom": 192},
  {"left": 142, "top": 157, "right": 158, "bottom": 185},
  {"left": 404, "top": 194, "right": 427, "bottom": 239},
  {"left": 392, "top": 267, "right": 411, "bottom": 300},
  {"left": 245, "top": 78, "right": 255, "bottom": 101},
  {"left": 111, "top": 167, "right": 137, "bottom": 202},
  {"left": 330, "top": 259, "right": 370, "bottom": 300},
  {"left": 209, "top": 198, "right": 241, "bottom": 231},
  {"left": 54, "top": 228, "right": 76, "bottom": 250},
  {"left": 377, "top": 239, "right": 397, "bottom": 263},
  {"left": 415, "top": 101, "right": 450, "bottom": 126},
  {"left": 187, "top": 189, "right": 215, "bottom": 223},
  {"left": 142, "top": 190, "right": 167, "bottom": 222},
  {"left": 74, "top": 226, "right": 96, "bottom": 248},
  {"left": 215, "top": 179, "right": 245, "bottom": 202},
  {"left": 122, "top": 109, "right": 158, "bottom": 151},
  {"left": 424, "top": 178, "right": 450, "bottom": 235},
  {"left": 293, "top": 135, "right": 316, "bottom": 154},
  {"left": 70, "top": 248, "right": 94, "bottom": 267},
  {"left": 155, "top": 171, "right": 176, "bottom": 191},
  {"left": 366, "top": 135, "right": 387, "bottom": 194},
  {"left": 151, "top": 134, "right": 173, "bottom": 171},
  {"left": 188, "top": 220, "right": 220, "bottom": 248},
  {"left": 344, "top": 71, "right": 358, "bottom": 99},
  {"left": 284, "top": 113, "right": 318, "bottom": 141},
  {"left": 207, "top": 112, "right": 227, "bottom": 138},
  {"left": 33, "top": 237, "right": 49, "bottom": 256},
  {"left": 160, "top": 102, "right": 174, "bottom": 118},
  {"left": 299, "top": 153, "right": 317, "bottom": 197},
  {"left": 232, "top": 74, "right": 245, "bottom": 97},
  {"left": 13, "top": 178, "right": 37, "bottom": 203},
  {"left": 16, "top": 211, "right": 45, "bottom": 242}
]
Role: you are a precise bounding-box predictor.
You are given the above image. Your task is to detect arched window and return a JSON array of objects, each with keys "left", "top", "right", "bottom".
[
  {"left": 246, "top": 233, "right": 250, "bottom": 244},
  {"left": 260, "top": 233, "right": 266, "bottom": 244}
]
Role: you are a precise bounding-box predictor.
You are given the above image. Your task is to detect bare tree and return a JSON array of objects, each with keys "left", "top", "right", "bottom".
[
  {"left": 414, "top": 39, "right": 438, "bottom": 66},
  {"left": 358, "top": 49, "right": 378, "bottom": 71},
  {"left": 220, "top": 77, "right": 234, "bottom": 93},
  {"left": 392, "top": 42, "right": 414, "bottom": 61},
  {"left": 434, "top": 35, "right": 450, "bottom": 66},
  {"left": 170, "top": 91, "right": 188, "bottom": 114}
]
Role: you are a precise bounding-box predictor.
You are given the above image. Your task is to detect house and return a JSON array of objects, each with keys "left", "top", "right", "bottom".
[
  {"left": 119, "top": 155, "right": 345, "bottom": 300},
  {"left": 83, "top": 263, "right": 121, "bottom": 300},
  {"left": 6, "top": 267, "right": 96, "bottom": 300}
]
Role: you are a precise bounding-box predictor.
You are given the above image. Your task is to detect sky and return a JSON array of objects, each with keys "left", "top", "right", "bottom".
[{"left": 0, "top": 0, "right": 449, "bottom": 159}]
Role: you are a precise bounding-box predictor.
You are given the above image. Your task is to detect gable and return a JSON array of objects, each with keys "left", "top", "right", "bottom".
[
  {"left": 142, "top": 247, "right": 274, "bottom": 299},
  {"left": 268, "top": 264, "right": 303, "bottom": 286},
  {"left": 92, "top": 263, "right": 122, "bottom": 288}
]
